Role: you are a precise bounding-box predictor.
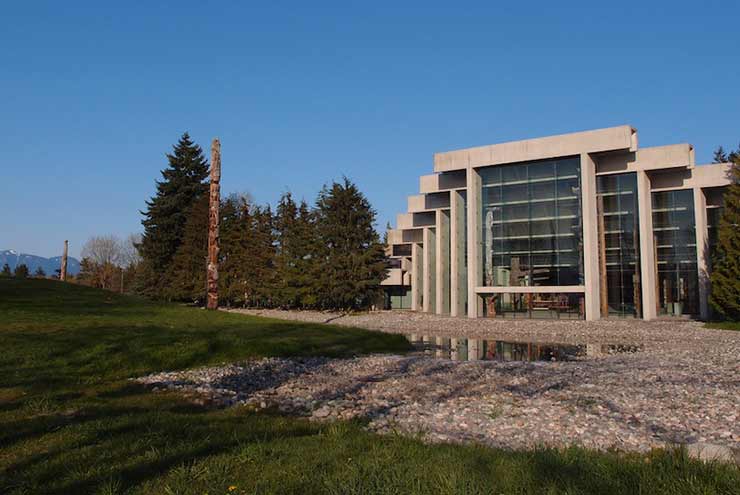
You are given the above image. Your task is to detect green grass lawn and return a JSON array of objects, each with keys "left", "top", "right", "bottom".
[
  {"left": 707, "top": 321, "right": 740, "bottom": 331},
  {"left": 0, "top": 279, "right": 737, "bottom": 495}
]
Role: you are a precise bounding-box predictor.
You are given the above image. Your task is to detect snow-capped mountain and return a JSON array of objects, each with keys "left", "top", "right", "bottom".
[{"left": 0, "top": 250, "right": 81, "bottom": 276}]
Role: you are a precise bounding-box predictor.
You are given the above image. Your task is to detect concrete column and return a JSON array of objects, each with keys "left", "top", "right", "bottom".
[
  {"left": 435, "top": 209, "right": 451, "bottom": 315},
  {"left": 423, "top": 227, "right": 436, "bottom": 313},
  {"left": 636, "top": 170, "right": 657, "bottom": 320},
  {"left": 466, "top": 167, "right": 482, "bottom": 318},
  {"left": 467, "top": 338, "right": 481, "bottom": 361},
  {"left": 450, "top": 190, "right": 467, "bottom": 317},
  {"left": 694, "top": 187, "right": 709, "bottom": 320},
  {"left": 411, "top": 243, "right": 423, "bottom": 311},
  {"left": 580, "top": 152, "right": 601, "bottom": 321}
]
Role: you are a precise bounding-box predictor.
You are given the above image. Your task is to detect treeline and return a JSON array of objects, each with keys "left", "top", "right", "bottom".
[{"left": 135, "top": 133, "right": 388, "bottom": 310}]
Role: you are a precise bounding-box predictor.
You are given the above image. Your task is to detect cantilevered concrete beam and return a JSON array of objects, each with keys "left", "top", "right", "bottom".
[{"left": 435, "top": 125, "right": 637, "bottom": 173}]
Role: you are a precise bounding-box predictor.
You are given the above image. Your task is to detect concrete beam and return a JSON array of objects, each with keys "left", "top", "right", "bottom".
[{"left": 435, "top": 125, "right": 637, "bottom": 172}]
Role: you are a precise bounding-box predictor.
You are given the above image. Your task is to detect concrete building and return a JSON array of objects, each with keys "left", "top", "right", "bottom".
[{"left": 382, "top": 125, "right": 733, "bottom": 320}]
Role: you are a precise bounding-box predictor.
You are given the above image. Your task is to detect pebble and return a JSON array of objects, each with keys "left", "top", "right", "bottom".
[{"left": 134, "top": 310, "right": 740, "bottom": 460}]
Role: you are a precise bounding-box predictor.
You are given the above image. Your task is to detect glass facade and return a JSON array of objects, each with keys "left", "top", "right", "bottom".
[
  {"left": 480, "top": 157, "right": 584, "bottom": 287},
  {"left": 480, "top": 293, "right": 584, "bottom": 319},
  {"left": 705, "top": 187, "right": 727, "bottom": 270},
  {"left": 652, "top": 189, "right": 699, "bottom": 316},
  {"left": 596, "top": 173, "right": 641, "bottom": 318},
  {"left": 384, "top": 287, "right": 412, "bottom": 310}
]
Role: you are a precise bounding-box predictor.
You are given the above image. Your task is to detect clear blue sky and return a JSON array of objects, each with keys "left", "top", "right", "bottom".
[{"left": 1, "top": 1, "right": 738, "bottom": 258}]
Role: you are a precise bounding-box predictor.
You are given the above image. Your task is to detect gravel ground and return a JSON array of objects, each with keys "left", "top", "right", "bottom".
[{"left": 137, "top": 310, "right": 740, "bottom": 461}]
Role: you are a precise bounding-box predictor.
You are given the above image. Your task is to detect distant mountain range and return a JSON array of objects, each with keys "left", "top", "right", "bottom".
[{"left": 0, "top": 249, "right": 81, "bottom": 276}]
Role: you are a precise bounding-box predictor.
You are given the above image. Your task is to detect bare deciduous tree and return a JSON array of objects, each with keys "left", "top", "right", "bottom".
[{"left": 82, "top": 235, "right": 122, "bottom": 267}]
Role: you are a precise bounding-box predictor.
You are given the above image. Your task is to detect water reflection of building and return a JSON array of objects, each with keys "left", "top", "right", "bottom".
[
  {"left": 407, "top": 335, "right": 584, "bottom": 362},
  {"left": 383, "top": 126, "right": 732, "bottom": 320}
]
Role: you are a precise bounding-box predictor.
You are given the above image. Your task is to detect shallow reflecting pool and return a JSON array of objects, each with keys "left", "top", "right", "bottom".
[{"left": 405, "top": 334, "right": 642, "bottom": 362}]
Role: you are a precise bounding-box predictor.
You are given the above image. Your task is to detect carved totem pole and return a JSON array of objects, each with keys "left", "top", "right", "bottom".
[
  {"left": 206, "top": 138, "right": 221, "bottom": 310},
  {"left": 60, "top": 240, "right": 69, "bottom": 281}
]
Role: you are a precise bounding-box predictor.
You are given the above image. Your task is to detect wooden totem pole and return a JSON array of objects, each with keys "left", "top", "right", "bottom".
[
  {"left": 206, "top": 138, "right": 221, "bottom": 310},
  {"left": 60, "top": 240, "right": 69, "bottom": 281}
]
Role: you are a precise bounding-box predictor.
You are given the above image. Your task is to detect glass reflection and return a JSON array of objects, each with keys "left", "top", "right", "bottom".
[
  {"left": 652, "top": 189, "right": 699, "bottom": 316},
  {"left": 480, "top": 157, "right": 584, "bottom": 288},
  {"left": 596, "top": 173, "right": 641, "bottom": 318}
]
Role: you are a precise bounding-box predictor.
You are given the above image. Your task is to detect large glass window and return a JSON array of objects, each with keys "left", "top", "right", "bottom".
[
  {"left": 597, "top": 173, "right": 641, "bottom": 318},
  {"left": 652, "top": 189, "right": 699, "bottom": 316},
  {"left": 480, "top": 157, "right": 584, "bottom": 287}
]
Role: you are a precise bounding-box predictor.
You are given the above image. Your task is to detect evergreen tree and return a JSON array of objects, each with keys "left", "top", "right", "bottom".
[
  {"left": 713, "top": 146, "right": 728, "bottom": 164},
  {"left": 138, "top": 133, "right": 209, "bottom": 297},
  {"left": 1, "top": 263, "right": 10, "bottom": 277},
  {"left": 247, "top": 206, "right": 277, "bottom": 307},
  {"left": 165, "top": 194, "right": 209, "bottom": 303},
  {"left": 273, "top": 193, "right": 316, "bottom": 308},
  {"left": 220, "top": 194, "right": 251, "bottom": 306},
  {"left": 34, "top": 267, "right": 46, "bottom": 278},
  {"left": 14, "top": 264, "right": 29, "bottom": 278},
  {"left": 313, "top": 178, "right": 387, "bottom": 310},
  {"left": 709, "top": 149, "right": 740, "bottom": 320}
]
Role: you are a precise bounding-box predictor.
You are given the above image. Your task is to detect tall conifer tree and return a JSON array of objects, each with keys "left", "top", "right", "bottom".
[
  {"left": 165, "top": 195, "right": 209, "bottom": 303},
  {"left": 710, "top": 149, "right": 740, "bottom": 319},
  {"left": 313, "top": 178, "right": 387, "bottom": 310},
  {"left": 138, "top": 133, "right": 209, "bottom": 297},
  {"left": 273, "top": 193, "right": 316, "bottom": 308}
]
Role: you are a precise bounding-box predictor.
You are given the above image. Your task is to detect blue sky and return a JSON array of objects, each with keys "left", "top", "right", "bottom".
[{"left": 1, "top": 1, "right": 738, "bottom": 258}]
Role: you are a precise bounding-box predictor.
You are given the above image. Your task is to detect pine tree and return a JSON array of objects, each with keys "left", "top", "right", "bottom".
[
  {"left": 1, "top": 263, "right": 10, "bottom": 277},
  {"left": 138, "top": 133, "right": 209, "bottom": 297},
  {"left": 313, "top": 178, "right": 388, "bottom": 310},
  {"left": 165, "top": 194, "right": 209, "bottom": 303},
  {"left": 34, "top": 267, "right": 46, "bottom": 278},
  {"left": 14, "top": 264, "right": 29, "bottom": 278},
  {"left": 709, "top": 151, "right": 740, "bottom": 320}
]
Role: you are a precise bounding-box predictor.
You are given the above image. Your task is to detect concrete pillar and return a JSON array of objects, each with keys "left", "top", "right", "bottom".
[
  {"left": 450, "top": 190, "right": 467, "bottom": 317},
  {"left": 466, "top": 167, "right": 482, "bottom": 318},
  {"left": 450, "top": 338, "right": 460, "bottom": 360},
  {"left": 467, "top": 338, "right": 481, "bottom": 361},
  {"left": 636, "top": 170, "right": 657, "bottom": 320},
  {"left": 580, "top": 152, "right": 601, "bottom": 321},
  {"left": 435, "top": 209, "right": 451, "bottom": 315},
  {"left": 411, "top": 243, "right": 423, "bottom": 311},
  {"left": 694, "top": 187, "right": 709, "bottom": 320},
  {"left": 423, "top": 227, "right": 436, "bottom": 313}
]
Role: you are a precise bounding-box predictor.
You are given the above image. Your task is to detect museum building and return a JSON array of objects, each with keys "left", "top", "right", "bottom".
[{"left": 382, "top": 125, "right": 733, "bottom": 320}]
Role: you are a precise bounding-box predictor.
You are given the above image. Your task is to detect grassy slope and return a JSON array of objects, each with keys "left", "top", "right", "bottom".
[{"left": 0, "top": 279, "right": 737, "bottom": 495}]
